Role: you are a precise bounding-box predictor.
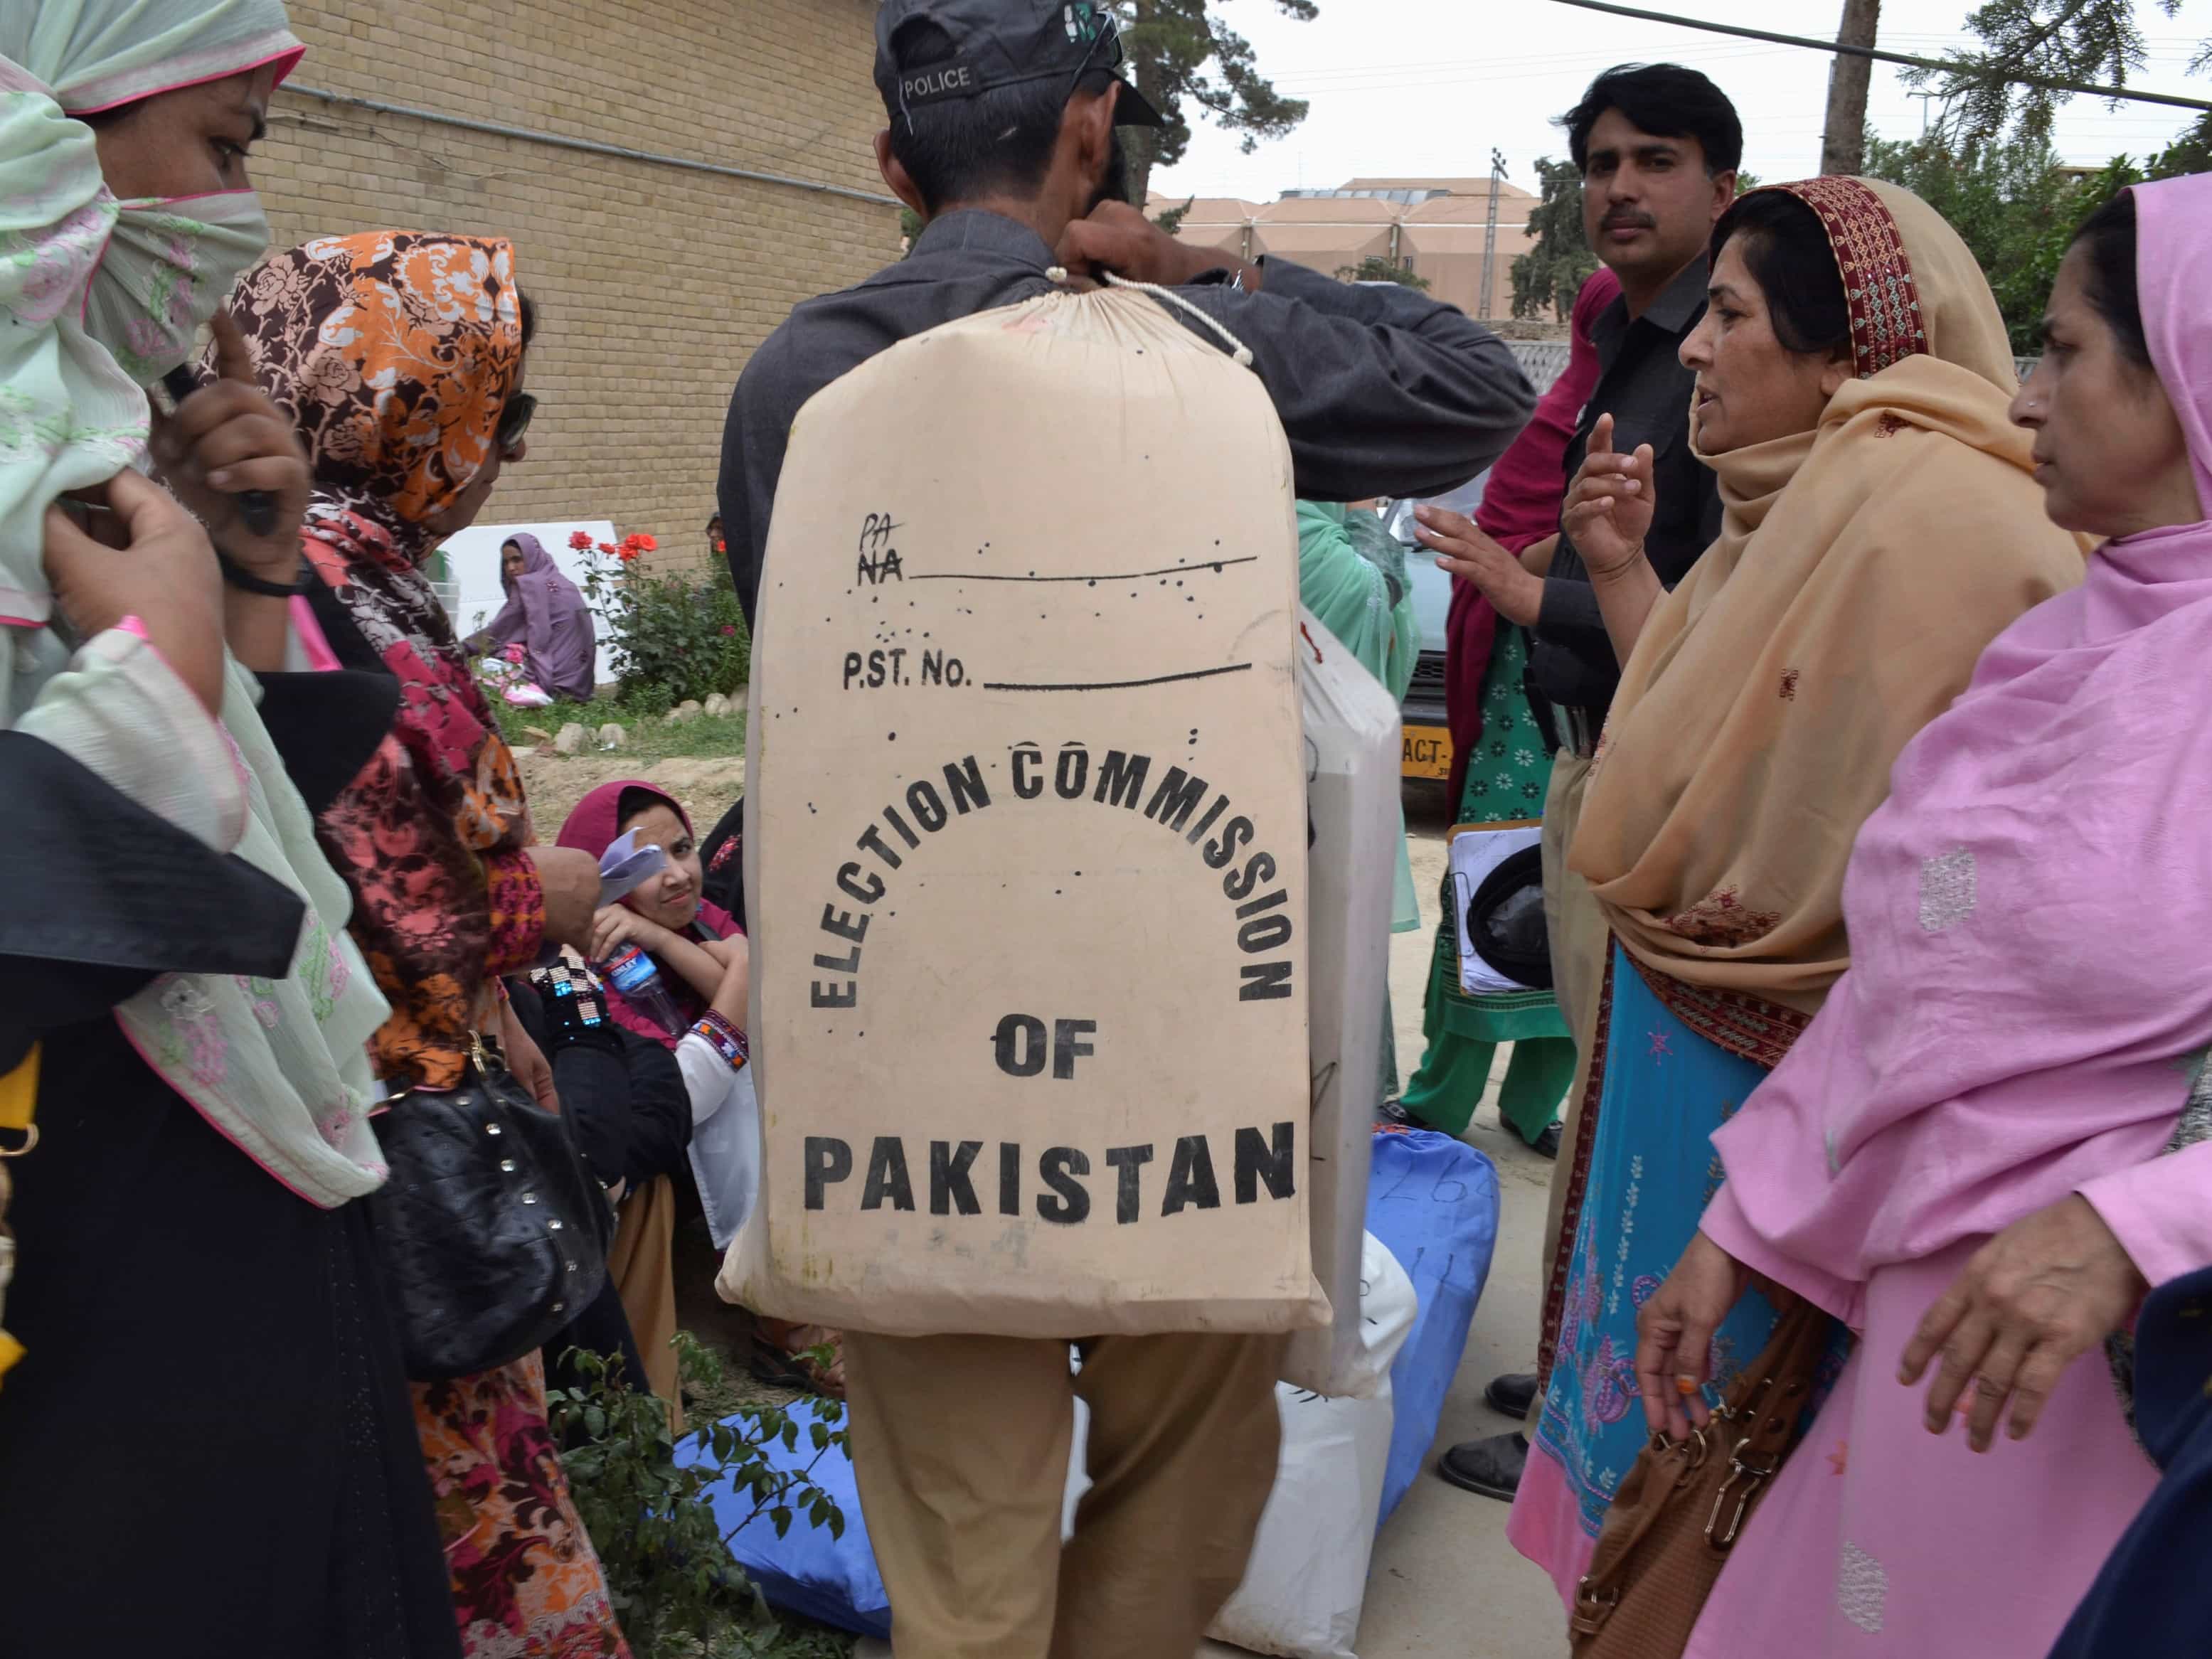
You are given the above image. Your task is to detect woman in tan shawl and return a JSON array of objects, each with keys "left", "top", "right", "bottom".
[{"left": 1505, "top": 177, "right": 2085, "bottom": 1604}]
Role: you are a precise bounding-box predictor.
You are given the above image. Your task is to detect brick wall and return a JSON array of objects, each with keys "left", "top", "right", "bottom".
[{"left": 254, "top": 0, "right": 903, "bottom": 575}]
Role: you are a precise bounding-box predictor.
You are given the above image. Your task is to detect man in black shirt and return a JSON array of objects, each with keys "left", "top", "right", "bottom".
[
  {"left": 1413, "top": 62, "right": 1741, "bottom": 1505},
  {"left": 718, "top": 14, "right": 1533, "bottom": 629},
  {"left": 713, "top": 1, "right": 1533, "bottom": 1650}
]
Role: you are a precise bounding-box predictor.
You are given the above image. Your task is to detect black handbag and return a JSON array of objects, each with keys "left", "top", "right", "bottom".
[{"left": 368, "top": 1034, "right": 612, "bottom": 1380}]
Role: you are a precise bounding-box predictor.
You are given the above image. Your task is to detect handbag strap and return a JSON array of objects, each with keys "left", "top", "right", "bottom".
[
  {"left": 1703, "top": 1300, "right": 1829, "bottom": 1547},
  {"left": 1570, "top": 1429, "right": 1711, "bottom": 1634},
  {"left": 1571, "top": 1298, "right": 1831, "bottom": 1636}
]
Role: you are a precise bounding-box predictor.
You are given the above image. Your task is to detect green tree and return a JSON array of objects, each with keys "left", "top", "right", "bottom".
[
  {"left": 1863, "top": 127, "right": 2089, "bottom": 351},
  {"left": 1865, "top": 114, "right": 2208, "bottom": 353},
  {"left": 1910, "top": 0, "right": 2207, "bottom": 143},
  {"left": 1509, "top": 157, "right": 1597, "bottom": 322},
  {"left": 1335, "top": 255, "right": 1429, "bottom": 289},
  {"left": 2150, "top": 109, "right": 2212, "bottom": 172},
  {"left": 1112, "top": 0, "right": 1319, "bottom": 213}
]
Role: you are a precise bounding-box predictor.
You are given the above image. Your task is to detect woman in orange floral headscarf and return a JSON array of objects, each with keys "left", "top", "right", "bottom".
[{"left": 223, "top": 233, "right": 629, "bottom": 1659}]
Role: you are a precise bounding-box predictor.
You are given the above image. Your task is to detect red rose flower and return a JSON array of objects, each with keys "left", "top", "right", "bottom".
[{"left": 568, "top": 530, "right": 592, "bottom": 550}]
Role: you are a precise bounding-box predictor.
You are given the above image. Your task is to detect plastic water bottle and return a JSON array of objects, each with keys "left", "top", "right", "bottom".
[{"left": 602, "top": 943, "right": 684, "bottom": 1036}]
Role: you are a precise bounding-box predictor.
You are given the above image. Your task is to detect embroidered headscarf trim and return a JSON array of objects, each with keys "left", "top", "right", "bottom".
[{"left": 1570, "top": 177, "right": 2083, "bottom": 1029}]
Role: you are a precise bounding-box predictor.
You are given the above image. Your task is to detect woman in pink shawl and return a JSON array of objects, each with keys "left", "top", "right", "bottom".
[
  {"left": 1634, "top": 173, "right": 2212, "bottom": 1657},
  {"left": 467, "top": 533, "right": 596, "bottom": 702}
]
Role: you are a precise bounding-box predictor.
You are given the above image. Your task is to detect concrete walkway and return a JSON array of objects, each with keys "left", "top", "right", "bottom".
[{"left": 1199, "top": 789, "right": 1565, "bottom": 1658}]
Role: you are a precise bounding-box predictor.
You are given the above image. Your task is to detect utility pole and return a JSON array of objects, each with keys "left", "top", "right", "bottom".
[
  {"left": 1820, "top": 0, "right": 1881, "bottom": 175},
  {"left": 1479, "top": 147, "right": 1506, "bottom": 320}
]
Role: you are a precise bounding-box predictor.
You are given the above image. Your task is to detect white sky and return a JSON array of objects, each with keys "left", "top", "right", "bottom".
[{"left": 1149, "top": 0, "right": 2212, "bottom": 202}]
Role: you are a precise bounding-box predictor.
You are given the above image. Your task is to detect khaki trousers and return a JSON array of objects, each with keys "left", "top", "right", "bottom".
[
  {"left": 841, "top": 1328, "right": 1290, "bottom": 1659},
  {"left": 1526, "top": 749, "right": 1609, "bottom": 1434},
  {"left": 607, "top": 1173, "right": 681, "bottom": 1426}
]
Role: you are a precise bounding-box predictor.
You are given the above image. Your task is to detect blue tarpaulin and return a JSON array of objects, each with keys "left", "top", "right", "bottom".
[{"left": 1363, "top": 1129, "right": 1501, "bottom": 1525}]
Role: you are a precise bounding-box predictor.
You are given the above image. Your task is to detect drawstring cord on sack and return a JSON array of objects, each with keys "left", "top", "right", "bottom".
[{"left": 1044, "top": 266, "right": 1257, "bottom": 369}]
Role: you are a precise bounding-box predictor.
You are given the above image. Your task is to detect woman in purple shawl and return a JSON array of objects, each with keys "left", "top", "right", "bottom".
[{"left": 468, "top": 533, "right": 596, "bottom": 701}]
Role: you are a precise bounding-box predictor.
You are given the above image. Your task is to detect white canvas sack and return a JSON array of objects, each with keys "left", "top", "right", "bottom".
[
  {"left": 1208, "top": 1236, "right": 1415, "bottom": 1658},
  {"left": 1281, "top": 612, "right": 1398, "bottom": 1395},
  {"left": 724, "top": 287, "right": 1322, "bottom": 1338}
]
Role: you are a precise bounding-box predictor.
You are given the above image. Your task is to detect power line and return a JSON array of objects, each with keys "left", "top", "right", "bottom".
[{"left": 1541, "top": 0, "right": 2212, "bottom": 115}]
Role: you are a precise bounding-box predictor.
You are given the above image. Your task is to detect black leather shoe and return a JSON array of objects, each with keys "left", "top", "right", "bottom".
[
  {"left": 1437, "top": 1431, "right": 1528, "bottom": 1500},
  {"left": 1376, "top": 1097, "right": 1420, "bottom": 1129},
  {"left": 1528, "top": 1121, "right": 1563, "bottom": 1158},
  {"left": 1484, "top": 1371, "right": 1539, "bottom": 1417}
]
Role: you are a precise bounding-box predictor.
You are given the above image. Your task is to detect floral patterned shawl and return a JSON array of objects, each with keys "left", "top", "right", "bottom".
[
  {"left": 223, "top": 233, "right": 541, "bottom": 1089},
  {"left": 0, "top": 0, "right": 304, "bottom": 679}
]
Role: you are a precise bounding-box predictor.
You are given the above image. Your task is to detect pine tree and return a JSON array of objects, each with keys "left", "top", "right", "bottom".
[
  {"left": 1910, "top": 0, "right": 2206, "bottom": 142},
  {"left": 1114, "top": 0, "right": 1318, "bottom": 212}
]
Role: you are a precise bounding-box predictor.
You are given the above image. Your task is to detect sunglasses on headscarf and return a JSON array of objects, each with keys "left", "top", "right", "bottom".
[{"left": 496, "top": 393, "right": 538, "bottom": 456}]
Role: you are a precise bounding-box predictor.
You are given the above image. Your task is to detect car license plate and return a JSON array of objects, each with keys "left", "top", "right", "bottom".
[{"left": 1403, "top": 725, "right": 1452, "bottom": 780}]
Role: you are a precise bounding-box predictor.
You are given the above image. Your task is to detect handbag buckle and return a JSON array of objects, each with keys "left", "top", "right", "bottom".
[
  {"left": 1703, "top": 1437, "right": 1780, "bottom": 1549},
  {"left": 1570, "top": 1577, "right": 1619, "bottom": 1636}
]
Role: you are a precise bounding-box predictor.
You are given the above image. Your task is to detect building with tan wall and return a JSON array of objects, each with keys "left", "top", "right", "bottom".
[
  {"left": 255, "top": 0, "right": 904, "bottom": 574},
  {"left": 1158, "top": 176, "right": 1538, "bottom": 324}
]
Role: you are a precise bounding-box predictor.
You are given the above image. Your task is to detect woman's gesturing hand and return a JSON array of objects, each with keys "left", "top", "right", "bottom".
[
  {"left": 1634, "top": 1229, "right": 1750, "bottom": 1441},
  {"left": 1564, "top": 412, "right": 1658, "bottom": 580},
  {"left": 1413, "top": 506, "right": 1544, "bottom": 626},
  {"left": 1898, "top": 1194, "right": 2146, "bottom": 1453}
]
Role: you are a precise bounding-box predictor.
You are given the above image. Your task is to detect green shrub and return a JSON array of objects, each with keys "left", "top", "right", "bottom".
[
  {"left": 578, "top": 533, "right": 752, "bottom": 709},
  {"left": 548, "top": 1333, "right": 846, "bottom": 1659}
]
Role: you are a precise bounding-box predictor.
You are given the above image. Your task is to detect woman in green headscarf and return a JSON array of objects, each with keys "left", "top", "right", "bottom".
[
  {"left": 1296, "top": 499, "right": 1423, "bottom": 1093},
  {"left": 0, "top": 6, "right": 463, "bottom": 1653}
]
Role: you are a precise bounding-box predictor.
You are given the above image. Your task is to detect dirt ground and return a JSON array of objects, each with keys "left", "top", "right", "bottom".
[{"left": 516, "top": 749, "right": 748, "bottom": 839}]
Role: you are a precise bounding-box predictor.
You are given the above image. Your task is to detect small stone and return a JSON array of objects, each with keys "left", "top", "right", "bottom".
[
  {"left": 553, "top": 722, "right": 588, "bottom": 755},
  {"left": 596, "top": 723, "right": 627, "bottom": 750},
  {"left": 703, "top": 693, "right": 729, "bottom": 717},
  {"left": 666, "top": 706, "right": 701, "bottom": 725},
  {"left": 679, "top": 699, "right": 703, "bottom": 714}
]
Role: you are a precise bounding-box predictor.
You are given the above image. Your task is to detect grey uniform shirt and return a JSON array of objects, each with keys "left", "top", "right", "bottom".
[
  {"left": 1527, "top": 257, "right": 1725, "bottom": 719},
  {"left": 719, "top": 208, "right": 1536, "bottom": 624}
]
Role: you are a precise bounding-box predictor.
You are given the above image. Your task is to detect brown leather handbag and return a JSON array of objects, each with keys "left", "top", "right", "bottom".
[{"left": 1568, "top": 1299, "right": 1831, "bottom": 1655}]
